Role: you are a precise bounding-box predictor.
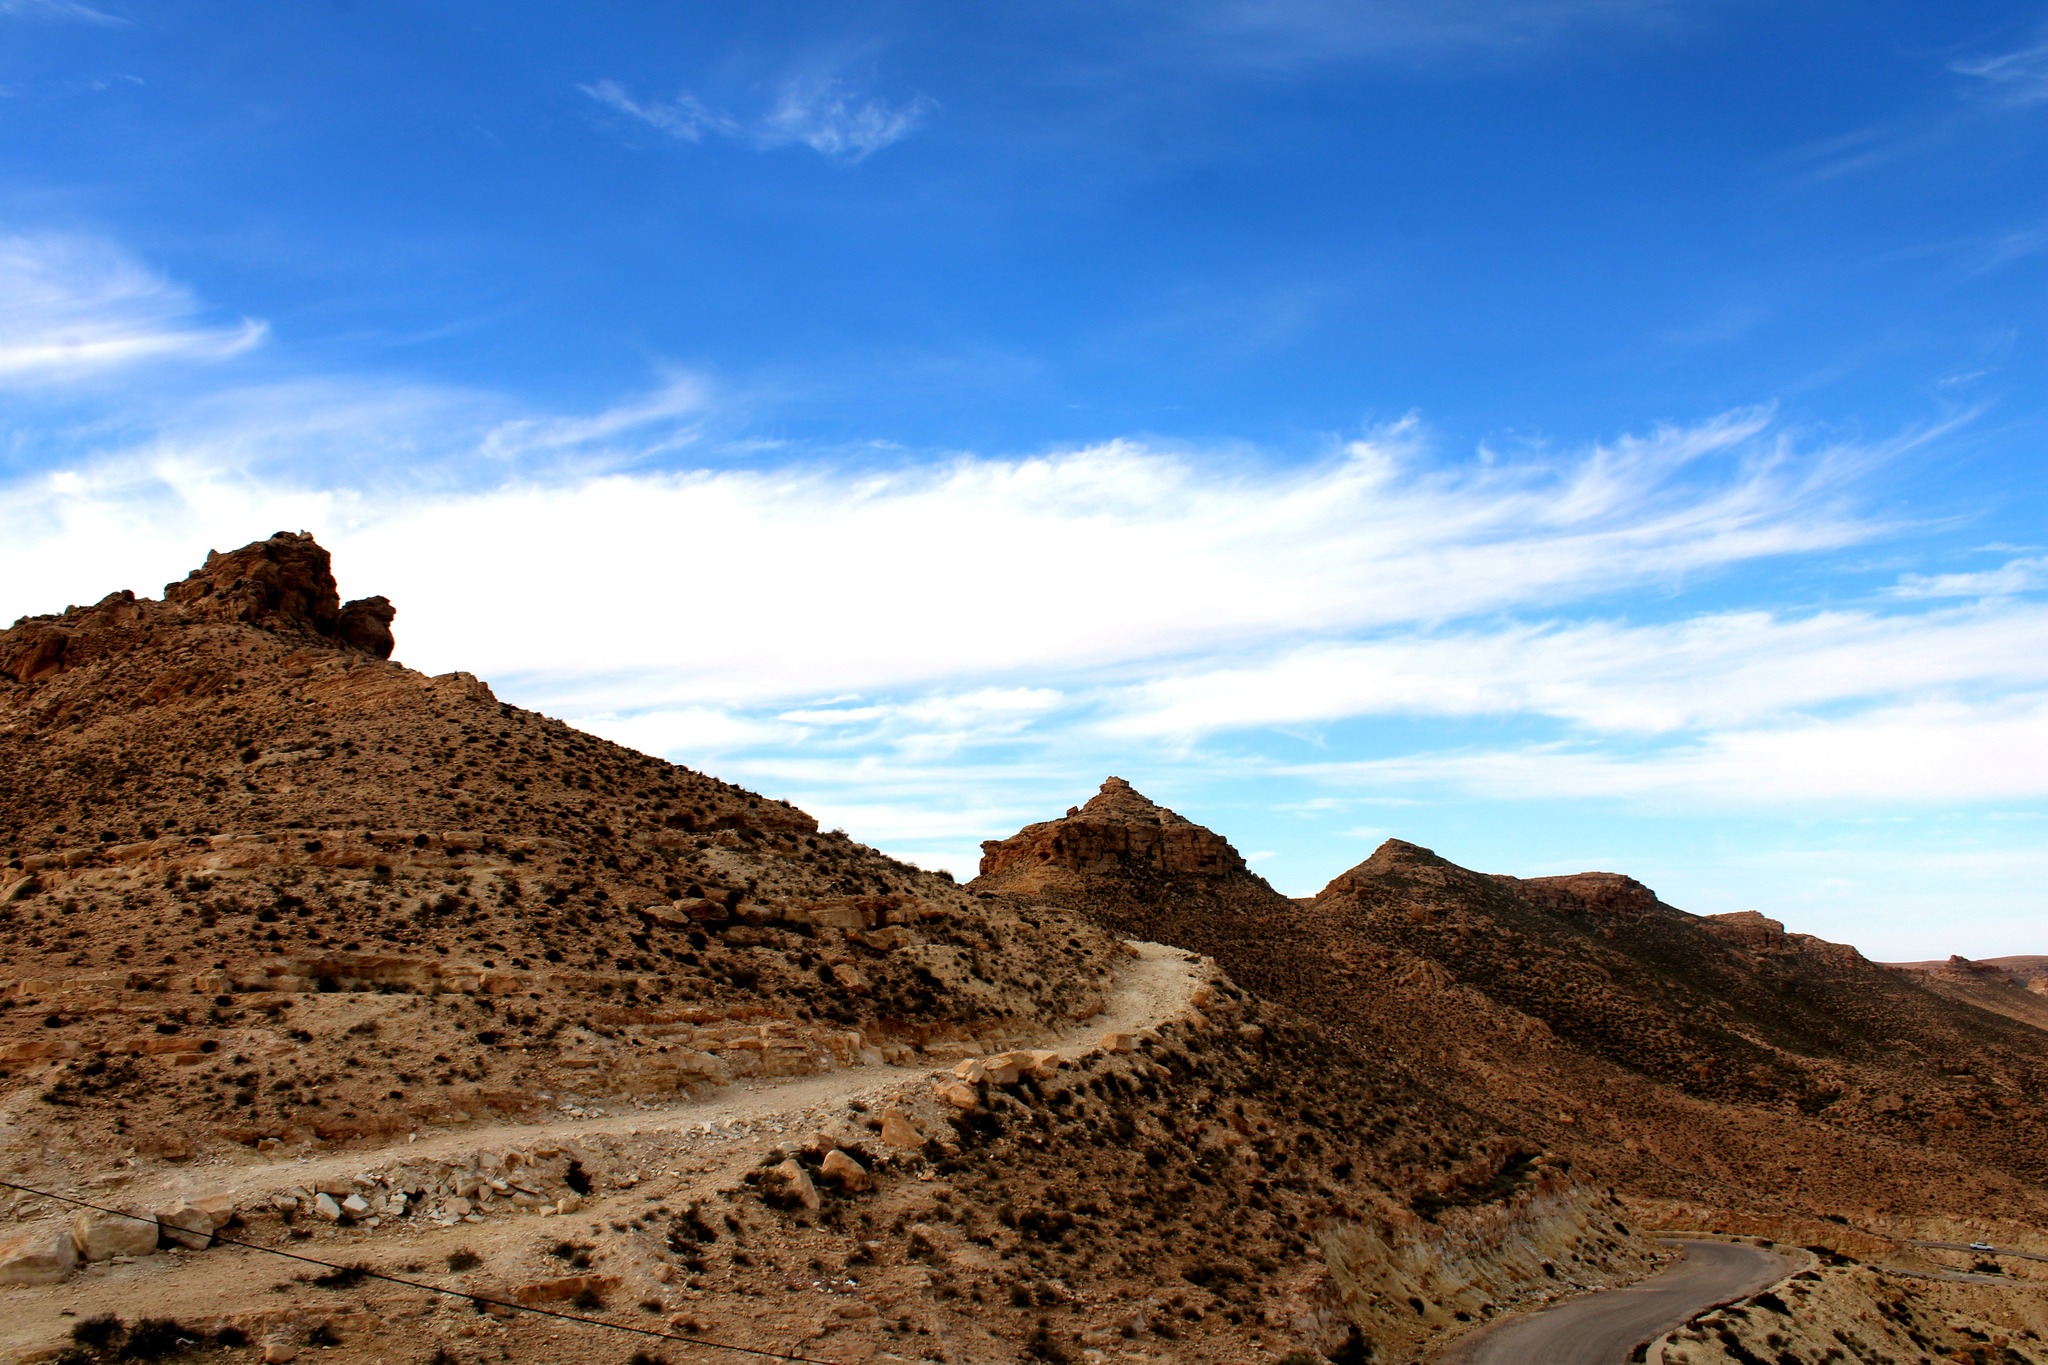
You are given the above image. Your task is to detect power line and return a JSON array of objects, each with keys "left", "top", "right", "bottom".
[{"left": 0, "top": 1177, "right": 841, "bottom": 1364}]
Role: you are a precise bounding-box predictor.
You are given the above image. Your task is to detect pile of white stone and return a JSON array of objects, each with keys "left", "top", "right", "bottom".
[{"left": 259, "top": 1146, "right": 589, "bottom": 1231}]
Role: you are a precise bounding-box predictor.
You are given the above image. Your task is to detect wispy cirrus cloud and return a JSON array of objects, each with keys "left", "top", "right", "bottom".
[
  {"left": 581, "top": 77, "right": 933, "bottom": 163},
  {"left": 1890, "top": 555, "right": 2048, "bottom": 600},
  {"left": 0, "top": 0, "right": 125, "bottom": 24},
  {"left": 0, "top": 234, "right": 265, "bottom": 385},
  {"left": 1952, "top": 34, "right": 2048, "bottom": 108},
  {"left": 1287, "top": 694, "right": 2048, "bottom": 806},
  {"left": 1135, "top": 0, "right": 1693, "bottom": 70},
  {"left": 0, "top": 395, "right": 1889, "bottom": 708},
  {"left": 1099, "top": 602, "right": 2048, "bottom": 740}
]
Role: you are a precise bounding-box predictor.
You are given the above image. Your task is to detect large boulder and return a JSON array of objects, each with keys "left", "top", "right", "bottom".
[
  {"left": 0, "top": 1226, "right": 77, "bottom": 1285},
  {"left": 155, "top": 1194, "right": 236, "bottom": 1250},
  {"left": 71, "top": 1207, "right": 159, "bottom": 1261}
]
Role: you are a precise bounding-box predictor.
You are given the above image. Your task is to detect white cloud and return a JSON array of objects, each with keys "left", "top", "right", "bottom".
[
  {"left": 1889, "top": 555, "right": 2048, "bottom": 599},
  {"left": 581, "top": 77, "right": 932, "bottom": 163},
  {"left": 758, "top": 79, "right": 934, "bottom": 161},
  {"left": 1288, "top": 694, "right": 2048, "bottom": 805},
  {"left": 1104, "top": 602, "right": 2048, "bottom": 738},
  {"left": 5, "top": 371, "right": 2039, "bottom": 951},
  {"left": 0, "top": 402, "right": 1890, "bottom": 708},
  {"left": 0, "top": 234, "right": 264, "bottom": 384}
]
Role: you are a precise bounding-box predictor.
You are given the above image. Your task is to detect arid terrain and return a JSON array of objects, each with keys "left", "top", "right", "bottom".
[{"left": 0, "top": 533, "right": 2041, "bottom": 1365}]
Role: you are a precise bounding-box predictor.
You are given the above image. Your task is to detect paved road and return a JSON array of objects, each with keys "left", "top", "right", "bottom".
[
  {"left": 1909, "top": 1239, "right": 2048, "bottom": 1265},
  {"left": 1435, "top": 1240, "right": 1791, "bottom": 1365}
]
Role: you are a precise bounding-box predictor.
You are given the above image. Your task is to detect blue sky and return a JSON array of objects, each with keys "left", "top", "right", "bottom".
[{"left": 2, "top": 0, "right": 2043, "bottom": 957}]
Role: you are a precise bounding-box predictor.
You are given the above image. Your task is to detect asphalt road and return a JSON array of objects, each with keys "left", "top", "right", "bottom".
[
  {"left": 1909, "top": 1239, "right": 2048, "bottom": 1265},
  {"left": 1434, "top": 1240, "right": 1792, "bottom": 1365}
]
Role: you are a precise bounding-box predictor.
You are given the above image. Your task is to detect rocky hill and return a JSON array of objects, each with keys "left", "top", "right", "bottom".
[
  {"left": 1891, "top": 954, "right": 2048, "bottom": 1032},
  {"left": 0, "top": 532, "right": 1134, "bottom": 1170},
  {"left": 979, "top": 780, "right": 2048, "bottom": 1242},
  {"left": 0, "top": 535, "right": 1656, "bottom": 1365}
]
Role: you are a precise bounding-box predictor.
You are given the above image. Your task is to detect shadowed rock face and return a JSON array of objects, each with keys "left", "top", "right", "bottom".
[{"left": 161, "top": 531, "right": 395, "bottom": 657}]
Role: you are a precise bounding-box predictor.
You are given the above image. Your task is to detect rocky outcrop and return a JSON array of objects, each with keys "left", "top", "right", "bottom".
[
  {"left": 0, "top": 531, "right": 397, "bottom": 698},
  {"left": 0, "top": 533, "right": 1124, "bottom": 1179},
  {"left": 334, "top": 594, "right": 396, "bottom": 657},
  {"left": 161, "top": 531, "right": 394, "bottom": 657},
  {"left": 977, "top": 777, "right": 1247, "bottom": 893},
  {"left": 1515, "top": 870, "right": 1661, "bottom": 920}
]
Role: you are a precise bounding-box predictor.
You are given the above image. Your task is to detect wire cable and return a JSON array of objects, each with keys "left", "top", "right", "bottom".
[{"left": 0, "top": 1177, "right": 840, "bottom": 1364}]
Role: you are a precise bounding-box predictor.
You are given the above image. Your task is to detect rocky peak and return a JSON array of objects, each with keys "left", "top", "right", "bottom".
[
  {"left": 976, "top": 777, "right": 1249, "bottom": 894},
  {"left": 0, "top": 532, "right": 395, "bottom": 690},
  {"left": 1315, "top": 838, "right": 1461, "bottom": 901},
  {"left": 163, "top": 531, "right": 395, "bottom": 657}
]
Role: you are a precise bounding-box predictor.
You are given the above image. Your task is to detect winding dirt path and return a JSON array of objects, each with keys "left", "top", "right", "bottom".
[{"left": 0, "top": 942, "right": 1210, "bottom": 1362}]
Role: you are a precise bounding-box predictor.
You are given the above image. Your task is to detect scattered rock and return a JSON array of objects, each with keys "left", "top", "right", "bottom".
[
  {"left": 70, "top": 1207, "right": 158, "bottom": 1261},
  {"left": 933, "top": 1079, "right": 979, "bottom": 1111},
  {"left": 313, "top": 1193, "right": 342, "bottom": 1222},
  {"left": 761, "top": 1159, "right": 821, "bottom": 1211},
  {"left": 513, "top": 1273, "right": 620, "bottom": 1307},
  {"left": 906, "top": 1223, "right": 943, "bottom": 1260},
  {"left": 155, "top": 1195, "right": 235, "bottom": 1250},
  {"left": 879, "top": 1107, "right": 924, "bottom": 1148},
  {"left": 819, "top": 1149, "right": 871, "bottom": 1192},
  {"left": 0, "top": 1226, "right": 78, "bottom": 1285}
]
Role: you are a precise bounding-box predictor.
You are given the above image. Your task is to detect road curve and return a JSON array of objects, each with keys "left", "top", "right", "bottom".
[{"left": 1433, "top": 1240, "right": 1792, "bottom": 1365}]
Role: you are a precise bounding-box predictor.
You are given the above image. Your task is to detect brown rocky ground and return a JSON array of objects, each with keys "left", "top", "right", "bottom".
[
  {"left": 1649, "top": 1244, "right": 2048, "bottom": 1364},
  {"left": 1891, "top": 956, "right": 2048, "bottom": 1034},
  {"left": 0, "top": 535, "right": 1653, "bottom": 1365},
  {"left": 976, "top": 780, "right": 2048, "bottom": 1245}
]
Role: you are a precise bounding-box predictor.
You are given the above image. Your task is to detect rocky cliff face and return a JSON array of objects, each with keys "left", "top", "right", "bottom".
[{"left": 161, "top": 531, "right": 394, "bottom": 655}]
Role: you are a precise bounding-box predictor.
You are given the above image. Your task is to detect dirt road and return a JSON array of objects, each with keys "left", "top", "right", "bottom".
[
  {"left": 1434, "top": 1240, "right": 1792, "bottom": 1365},
  {"left": 0, "top": 942, "right": 1210, "bottom": 1361}
]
